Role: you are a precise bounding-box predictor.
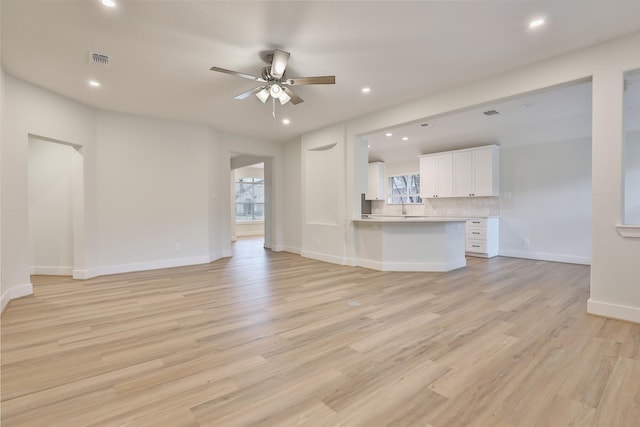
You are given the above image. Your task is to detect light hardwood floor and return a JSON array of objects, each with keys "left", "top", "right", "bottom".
[{"left": 2, "top": 238, "right": 640, "bottom": 426}]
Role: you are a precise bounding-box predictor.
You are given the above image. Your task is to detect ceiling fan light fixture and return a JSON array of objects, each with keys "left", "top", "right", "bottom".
[
  {"left": 279, "top": 91, "right": 291, "bottom": 105},
  {"left": 269, "top": 84, "right": 283, "bottom": 99},
  {"left": 255, "top": 88, "right": 269, "bottom": 103}
]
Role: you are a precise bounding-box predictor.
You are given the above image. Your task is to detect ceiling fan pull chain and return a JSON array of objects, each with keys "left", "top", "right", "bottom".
[{"left": 272, "top": 97, "right": 276, "bottom": 118}]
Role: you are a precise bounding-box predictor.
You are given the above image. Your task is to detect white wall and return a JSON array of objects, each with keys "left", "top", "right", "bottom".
[
  {"left": 28, "top": 138, "right": 75, "bottom": 275},
  {"left": 95, "top": 111, "right": 211, "bottom": 275},
  {"left": 500, "top": 138, "right": 592, "bottom": 264},
  {"left": 235, "top": 165, "right": 264, "bottom": 180},
  {"left": 283, "top": 138, "right": 302, "bottom": 253},
  {"left": 0, "top": 65, "right": 4, "bottom": 311},
  {"left": 301, "top": 123, "right": 347, "bottom": 264},
  {"left": 1, "top": 74, "right": 97, "bottom": 310}
]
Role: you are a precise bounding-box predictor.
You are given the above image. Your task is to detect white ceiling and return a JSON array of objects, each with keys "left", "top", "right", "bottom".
[{"left": 2, "top": 1, "right": 640, "bottom": 145}]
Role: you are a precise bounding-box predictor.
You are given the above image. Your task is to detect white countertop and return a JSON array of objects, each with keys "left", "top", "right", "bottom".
[{"left": 353, "top": 216, "right": 468, "bottom": 223}]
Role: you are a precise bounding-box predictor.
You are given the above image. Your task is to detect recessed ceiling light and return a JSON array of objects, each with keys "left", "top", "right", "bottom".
[
  {"left": 361, "top": 87, "right": 371, "bottom": 94},
  {"left": 89, "top": 80, "right": 101, "bottom": 87},
  {"left": 402, "top": 137, "right": 409, "bottom": 141},
  {"left": 385, "top": 132, "right": 392, "bottom": 137},
  {"left": 101, "top": 0, "right": 116, "bottom": 7},
  {"left": 529, "top": 18, "right": 545, "bottom": 29},
  {"left": 282, "top": 118, "right": 290, "bottom": 125}
]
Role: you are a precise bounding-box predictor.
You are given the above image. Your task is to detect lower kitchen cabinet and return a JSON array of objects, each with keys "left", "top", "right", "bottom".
[{"left": 466, "top": 217, "right": 499, "bottom": 258}]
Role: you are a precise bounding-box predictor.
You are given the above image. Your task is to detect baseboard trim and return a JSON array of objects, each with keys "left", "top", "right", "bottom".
[
  {"left": 498, "top": 249, "right": 591, "bottom": 265},
  {"left": 587, "top": 298, "right": 640, "bottom": 324},
  {"left": 357, "top": 258, "right": 466, "bottom": 272},
  {"left": 235, "top": 231, "right": 265, "bottom": 237},
  {"left": 301, "top": 250, "right": 346, "bottom": 266},
  {"left": 283, "top": 245, "right": 301, "bottom": 255},
  {"left": 1, "top": 282, "right": 34, "bottom": 314},
  {"left": 31, "top": 266, "right": 73, "bottom": 276},
  {"left": 97, "top": 255, "right": 212, "bottom": 277},
  {"left": 73, "top": 268, "right": 100, "bottom": 280}
]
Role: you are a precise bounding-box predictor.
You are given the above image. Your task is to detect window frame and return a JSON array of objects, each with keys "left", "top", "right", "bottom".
[
  {"left": 234, "top": 177, "right": 265, "bottom": 222},
  {"left": 387, "top": 173, "right": 423, "bottom": 205}
]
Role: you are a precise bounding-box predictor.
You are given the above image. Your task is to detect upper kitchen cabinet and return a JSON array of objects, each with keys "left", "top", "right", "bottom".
[
  {"left": 419, "top": 153, "right": 453, "bottom": 198},
  {"left": 453, "top": 145, "right": 500, "bottom": 197},
  {"left": 365, "top": 162, "right": 385, "bottom": 200}
]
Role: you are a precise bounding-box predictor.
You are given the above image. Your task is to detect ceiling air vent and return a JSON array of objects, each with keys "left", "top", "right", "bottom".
[
  {"left": 89, "top": 52, "right": 111, "bottom": 66},
  {"left": 483, "top": 109, "right": 500, "bottom": 116}
]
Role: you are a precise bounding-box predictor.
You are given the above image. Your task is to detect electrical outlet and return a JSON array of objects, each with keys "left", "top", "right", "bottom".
[
  {"left": 316, "top": 238, "right": 321, "bottom": 246},
  {"left": 175, "top": 243, "right": 181, "bottom": 252},
  {"left": 523, "top": 238, "right": 530, "bottom": 247}
]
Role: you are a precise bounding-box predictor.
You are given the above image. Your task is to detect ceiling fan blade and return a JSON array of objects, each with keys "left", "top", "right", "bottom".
[
  {"left": 283, "top": 87, "right": 304, "bottom": 105},
  {"left": 233, "top": 86, "right": 266, "bottom": 100},
  {"left": 284, "top": 76, "right": 336, "bottom": 85},
  {"left": 270, "top": 49, "right": 290, "bottom": 79},
  {"left": 210, "top": 66, "right": 266, "bottom": 83}
]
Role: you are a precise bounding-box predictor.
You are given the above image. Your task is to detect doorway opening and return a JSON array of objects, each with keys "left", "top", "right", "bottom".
[
  {"left": 230, "top": 154, "right": 274, "bottom": 252},
  {"left": 28, "top": 135, "right": 84, "bottom": 277},
  {"left": 233, "top": 162, "right": 265, "bottom": 241}
]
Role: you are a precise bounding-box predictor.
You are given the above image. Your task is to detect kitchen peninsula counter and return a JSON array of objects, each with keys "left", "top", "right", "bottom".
[{"left": 352, "top": 216, "right": 467, "bottom": 272}]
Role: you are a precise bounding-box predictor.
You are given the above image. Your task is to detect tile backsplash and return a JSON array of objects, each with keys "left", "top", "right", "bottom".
[{"left": 371, "top": 197, "right": 500, "bottom": 217}]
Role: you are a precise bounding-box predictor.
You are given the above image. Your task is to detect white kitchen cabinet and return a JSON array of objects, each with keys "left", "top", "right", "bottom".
[
  {"left": 453, "top": 145, "right": 499, "bottom": 197},
  {"left": 365, "top": 162, "right": 385, "bottom": 200},
  {"left": 466, "top": 217, "right": 499, "bottom": 258},
  {"left": 419, "top": 153, "right": 453, "bottom": 198}
]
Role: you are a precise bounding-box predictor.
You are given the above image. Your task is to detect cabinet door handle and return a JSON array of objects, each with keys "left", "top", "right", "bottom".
[
  {"left": 472, "top": 245, "right": 480, "bottom": 248},
  {"left": 472, "top": 232, "right": 480, "bottom": 234}
]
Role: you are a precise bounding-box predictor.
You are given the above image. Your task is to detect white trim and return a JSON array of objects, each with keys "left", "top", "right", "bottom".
[
  {"left": 283, "top": 245, "right": 301, "bottom": 255},
  {"left": 587, "top": 298, "right": 640, "bottom": 324},
  {"left": 235, "top": 231, "right": 265, "bottom": 237},
  {"left": 301, "top": 250, "right": 346, "bottom": 265},
  {"left": 616, "top": 224, "right": 640, "bottom": 238},
  {"left": 72, "top": 268, "right": 100, "bottom": 279},
  {"left": 209, "top": 251, "right": 225, "bottom": 262},
  {"left": 30, "top": 266, "right": 73, "bottom": 276},
  {"left": 1, "top": 283, "right": 34, "bottom": 313},
  {"left": 498, "top": 249, "right": 591, "bottom": 265},
  {"left": 357, "top": 258, "right": 466, "bottom": 272},
  {"left": 97, "top": 256, "right": 212, "bottom": 277}
]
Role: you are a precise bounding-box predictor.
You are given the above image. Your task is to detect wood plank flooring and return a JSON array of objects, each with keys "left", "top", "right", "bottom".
[{"left": 2, "top": 238, "right": 640, "bottom": 426}]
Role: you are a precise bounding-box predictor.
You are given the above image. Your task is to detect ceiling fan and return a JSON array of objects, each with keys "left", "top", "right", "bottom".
[{"left": 210, "top": 49, "right": 335, "bottom": 116}]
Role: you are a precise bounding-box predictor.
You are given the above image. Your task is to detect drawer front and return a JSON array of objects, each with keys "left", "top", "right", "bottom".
[
  {"left": 467, "top": 218, "right": 487, "bottom": 227},
  {"left": 466, "top": 239, "right": 487, "bottom": 253},
  {"left": 466, "top": 227, "right": 486, "bottom": 239}
]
